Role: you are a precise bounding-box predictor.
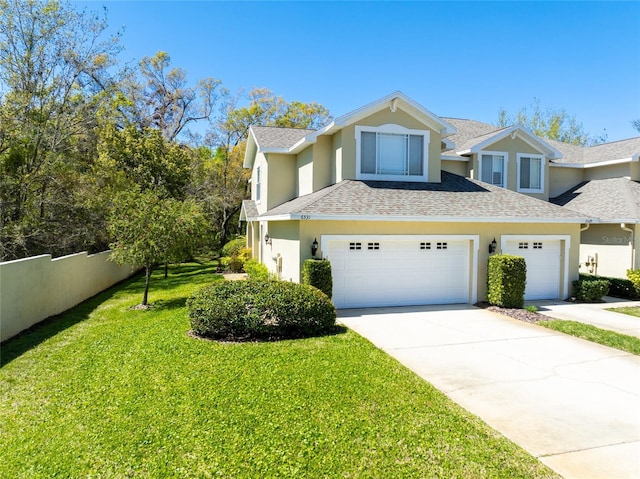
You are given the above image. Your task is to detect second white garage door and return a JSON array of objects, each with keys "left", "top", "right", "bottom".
[
  {"left": 503, "top": 239, "right": 562, "bottom": 300},
  {"left": 325, "top": 236, "right": 473, "bottom": 309}
]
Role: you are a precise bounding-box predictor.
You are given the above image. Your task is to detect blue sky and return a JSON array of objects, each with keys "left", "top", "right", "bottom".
[{"left": 76, "top": 1, "right": 640, "bottom": 142}]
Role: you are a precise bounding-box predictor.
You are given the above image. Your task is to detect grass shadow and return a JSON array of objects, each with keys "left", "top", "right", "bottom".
[
  {"left": 1, "top": 272, "right": 144, "bottom": 368},
  {"left": 1, "top": 262, "right": 219, "bottom": 367}
]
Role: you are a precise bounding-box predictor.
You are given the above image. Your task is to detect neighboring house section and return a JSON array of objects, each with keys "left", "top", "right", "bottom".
[
  {"left": 548, "top": 138, "right": 640, "bottom": 278},
  {"left": 241, "top": 92, "right": 596, "bottom": 308}
]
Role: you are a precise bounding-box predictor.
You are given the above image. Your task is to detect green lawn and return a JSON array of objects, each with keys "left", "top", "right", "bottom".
[
  {"left": 0, "top": 263, "right": 558, "bottom": 478},
  {"left": 538, "top": 319, "right": 640, "bottom": 355},
  {"left": 607, "top": 305, "right": 640, "bottom": 318}
]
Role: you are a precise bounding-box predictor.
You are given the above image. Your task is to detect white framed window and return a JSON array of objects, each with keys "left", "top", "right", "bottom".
[
  {"left": 355, "top": 124, "right": 430, "bottom": 182},
  {"left": 479, "top": 151, "right": 507, "bottom": 187},
  {"left": 255, "top": 166, "right": 261, "bottom": 203},
  {"left": 517, "top": 153, "right": 544, "bottom": 193}
]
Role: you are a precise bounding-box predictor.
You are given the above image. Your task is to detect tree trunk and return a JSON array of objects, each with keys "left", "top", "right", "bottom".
[
  {"left": 164, "top": 262, "right": 168, "bottom": 279},
  {"left": 142, "top": 265, "right": 152, "bottom": 305}
]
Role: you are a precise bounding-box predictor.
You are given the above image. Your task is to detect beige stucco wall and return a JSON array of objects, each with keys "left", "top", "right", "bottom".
[
  {"left": 313, "top": 135, "right": 333, "bottom": 191},
  {"left": 0, "top": 251, "right": 137, "bottom": 342},
  {"left": 584, "top": 163, "right": 630, "bottom": 181},
  {"left": 278, "top": 219, "right": 580, "bottom": 301},
  {"left": 579, "top": 223, "right": 638, "bottom": 278},
  {"left": 262, "top": 221, "right": 300, "bottom": 281},
  {"left": 339, "top": 109, "right": 443, "bottom": 183},
  {"left": 630, "top": 161, "right": 640, "bottom": 181},
  {"left": 296, "top": 146, "right": 314, "bottom": 196},
  {"left": 471, "top": 136, "right": 550, "bottom": 201},
  {"left": 265, "top": 153, "right": 297, "bottom": 210},
  {"left": 548, "top": 165, "right": 584, "bottom": 198},
  {"left": 441, "top": 160, "right": 469, "bottom": 176}
]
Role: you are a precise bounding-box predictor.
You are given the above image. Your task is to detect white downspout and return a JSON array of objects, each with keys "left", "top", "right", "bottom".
[{"left": 621, "top": 223, "right": 635, "bottom": 270}]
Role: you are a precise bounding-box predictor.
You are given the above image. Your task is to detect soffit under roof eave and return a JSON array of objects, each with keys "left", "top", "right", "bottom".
[
  {"left": 257, "top": 213, "right": 589, "bottom": 224},
  {"left": 243, "top": 129, "right": 259, "bottom": 168}
]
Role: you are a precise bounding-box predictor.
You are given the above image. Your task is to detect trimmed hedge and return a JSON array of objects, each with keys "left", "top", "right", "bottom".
[
  {"left": 302, "top": 259, "right": 333, "bottom": 298},
  {"left": 580, "top": 273, "right": 637, "bottom": 299},
  {"left": 187, "top": 280, "right": 337, "bottom": 340},
  {"left": 572, "top": 279, "right": 610, "bottom": 302},
  {"left": 627, "top": 269, "right": 640, "bottom": 297},
  {"left": 221, "top": 236, "right": 246, "bottom": 257},
  {"left": 487, "top": 254, "right": 526, "bottom": 308}
]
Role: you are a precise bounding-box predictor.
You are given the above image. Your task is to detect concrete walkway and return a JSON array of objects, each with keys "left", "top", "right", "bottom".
[
  {"left": 338, "top": 305, "right": 640, "bottom": 479},
  {"left": 531, "top": 297, "right": 640, "bottom": 339}
]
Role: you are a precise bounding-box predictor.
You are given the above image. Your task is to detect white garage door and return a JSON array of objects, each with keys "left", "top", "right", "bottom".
[
  {"left": 503, "top": 239, "right": 561, "bottom": 300},
  {"left": 326, "top": 236, "right": 471, "bottom": 309}
]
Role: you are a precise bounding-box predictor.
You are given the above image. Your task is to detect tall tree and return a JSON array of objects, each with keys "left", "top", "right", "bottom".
[
  {"left": 96, "top": 124, "right": 191, "bottom": 199},
  {"left": 0, "top": 0, "right": 121, "bottom": 260},
  {"left": 118, "top": 51, "right": 221, "bottom": 141},
  {"left": 497, "top": 98, "right": 607, "bottom": 146},
  {"left": 108, "top": 190, "right": 207, "bottom": 307},
  {"left": 196, "top": 88, "right": 331, "bottom": 250}
]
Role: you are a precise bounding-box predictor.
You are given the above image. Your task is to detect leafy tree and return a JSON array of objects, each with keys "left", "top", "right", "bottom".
[
  {"left": 118, "top": 51, "right": 221, "bottom": 141},
  {"left": 497, "top": 98, "right": 606, "bottom": 146},
  {"left": 0, "top": 0, "right": 121, "bottom": 260},
  {"left": 96, "top": 124, "right": 191, "bottom": 199},
  {"left": 195, "top": 88, "right": 331, "bottom": 250},
  {"left": 108, "top": 190, "right": 207, "bottom": 306}
]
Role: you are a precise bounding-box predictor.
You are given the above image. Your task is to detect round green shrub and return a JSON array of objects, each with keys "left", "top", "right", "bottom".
[
  {"left": 187, "top": 280, "right": 337, "bottom": 340},
  {"left": 221, "top": 236, "right": 246, "bottom": 258}
]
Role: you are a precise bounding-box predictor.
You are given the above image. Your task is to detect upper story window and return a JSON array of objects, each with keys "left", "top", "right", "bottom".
[
  {"left": 255, "top": 166, "right": 261, "bottom": 203},
  {"left": 517, "top": 153, "right": 544, "bottom": 193},
  {"left": 355, "top": 124, "right": 430, "bottom": 182},
  {"left": 479, "top": 152, "right": 507, "bottom": 188}
]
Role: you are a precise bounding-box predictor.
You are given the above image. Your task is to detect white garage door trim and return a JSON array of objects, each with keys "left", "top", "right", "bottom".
[
  {"left": 501, "top": 235, "right": 570, "bottom": 300},
  {"left": 322, "top": 235, "right": 479, "bottom": 308}
]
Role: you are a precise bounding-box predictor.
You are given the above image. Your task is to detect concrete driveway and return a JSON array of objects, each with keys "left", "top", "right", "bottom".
[{"left": 338, "top": 304, "right": 640, "bottom": 479}]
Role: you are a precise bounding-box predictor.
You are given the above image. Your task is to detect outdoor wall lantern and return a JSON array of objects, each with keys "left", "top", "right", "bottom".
[
  {"left": 311, "top": 238, "right": 319, "bottom": 257},
  {"left": 264, "top": 233, "right": 271, "bottom": 245},
  {"left": 488, "top": 237, "right": 497, "bottom": 254}
]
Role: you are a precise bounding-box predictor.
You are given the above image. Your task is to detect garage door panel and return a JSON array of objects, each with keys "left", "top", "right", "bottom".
[
  {"left": 327, "top": 238, "right": 471, "bottom": 308},
  {"left": 504, "top": 240, "right": 561, "bottom": 300}
]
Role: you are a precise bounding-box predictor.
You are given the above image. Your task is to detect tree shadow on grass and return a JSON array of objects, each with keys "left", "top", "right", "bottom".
[
  {"left": 1, "top": 262, "right": 219, "bottom": 367},
  {"left": 0, "top": 272, "right": 144, "bottom": 368}
]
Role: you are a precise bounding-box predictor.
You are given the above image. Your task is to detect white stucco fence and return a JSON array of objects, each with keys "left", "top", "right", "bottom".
[{"left": 0, "top": 251, "right": 138, "bottom": 342}]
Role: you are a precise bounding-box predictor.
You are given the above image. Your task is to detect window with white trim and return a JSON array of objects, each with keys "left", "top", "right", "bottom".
[
  {"left": 255, "top": 166, "right": 261, "bottom": 202},
  {"left": 355, "top": 124, "right": 430, "bottom": 182},
  {"left": 480, "top": 152, "right": 506, "bottom": 187},
  {"left": 517, "top": 154, "right": 544, "bottom": 193}
]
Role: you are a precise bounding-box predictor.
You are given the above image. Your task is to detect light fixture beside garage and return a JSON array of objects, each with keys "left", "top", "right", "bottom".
[
  {"left": 489, "top": 238, "right": 497, "bottom": 254},
  {"left": 311, "top": 238, "right": 319, "bottom": 257},
  {"left": 264, "top": 233, "right": 271, "bottom": 245}
]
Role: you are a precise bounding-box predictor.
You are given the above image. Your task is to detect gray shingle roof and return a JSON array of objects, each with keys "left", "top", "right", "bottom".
[
  {"left": 251, "top": 126, "right": 315, "bottom": 150},
  {"left": 261, "top": 171, "right": 588, "bottom": 222},
  {"left": 241, "top": 199, "right": 259, "bottom": 220},
  {"left": 584, "top": 137, "right": 640, "bottom": 164},
  {"left": 551, "top": 178, "right": 640, "bottom": 221},
  {"left": 441, "top": 118, "right": 504, "bottom": 156}
]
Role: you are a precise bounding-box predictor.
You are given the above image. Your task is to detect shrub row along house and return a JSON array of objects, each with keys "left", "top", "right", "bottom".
[{"left": 240, "top": 92, "right": 640, "bottom": 309}]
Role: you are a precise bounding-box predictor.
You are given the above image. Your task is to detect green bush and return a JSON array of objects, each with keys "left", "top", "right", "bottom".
[
  {"left": 187, "top": 280, "right": 337, "bottom": 340},
  {"left": 243, "top": 259, "right": 272, "bottom": 280},
  {"left": 627, "top": 269, "right": 640, "bottom": 297},
  {"left": 572, "top": 279, "right": 610, "bottom": 302},
  {"left": 220, "top": 244, "right": 251, "bottom": 273},
  {"left": 580, "top": 273, "right": 637, "bottom": 299},
  {"left": 302, "top": 259, "right": 333, "bottom": 298},
  {"left": 487, "top": 254, "right": 526, "bottom": 308},
  {"left": 221, "top": 236, "right": 246, "bottom": 258}
]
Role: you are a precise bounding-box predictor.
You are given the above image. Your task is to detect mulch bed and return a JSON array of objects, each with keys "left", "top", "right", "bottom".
[{"left": 475, "top": 301, "right": 548, "bottom": 324}]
